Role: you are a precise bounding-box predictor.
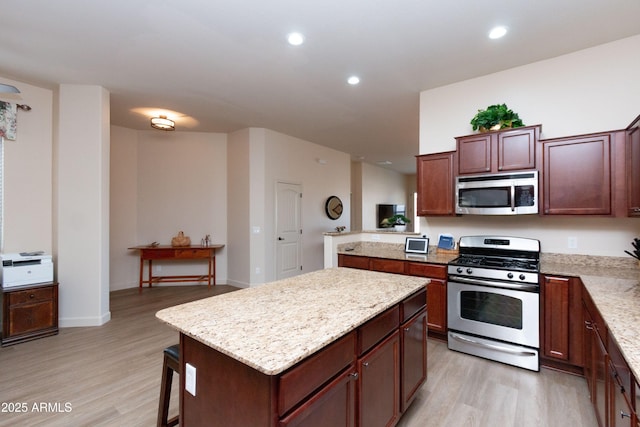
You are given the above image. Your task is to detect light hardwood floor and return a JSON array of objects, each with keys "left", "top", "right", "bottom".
[{"left": 0, "top": 285, "right": 597, "bottom": 427}]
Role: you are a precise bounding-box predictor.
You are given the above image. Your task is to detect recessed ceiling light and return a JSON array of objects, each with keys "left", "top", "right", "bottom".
[
  {"left": 489, "top": 26, "right": 507, "bottom": 39},
  {"left": 347, "top": 76, "right": 360, "bottom": 85},
  {"left": 287, "top": 32, "right": 305, "bottom": 46}
]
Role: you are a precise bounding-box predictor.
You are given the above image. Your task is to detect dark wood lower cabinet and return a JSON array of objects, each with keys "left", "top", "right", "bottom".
[
  {"left": 280, "top": 368, "right": 356, "bottom": 427},
  {"left": 1, "top": 282, "right": 58, "bottom": 346},
  {"left": 358, "top": 331, "right": 400, "bottom": 427},
  {"left": 401, "top": 310, "right": 427, "bottom": 412}
]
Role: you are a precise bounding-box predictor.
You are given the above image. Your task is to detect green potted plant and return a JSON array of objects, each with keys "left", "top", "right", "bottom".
[
  {"left": 385, "top": 214, "right": 411, "bottom": 232},
  {"left": 470, "top": 103, "right": 524, "bottom": 132}
]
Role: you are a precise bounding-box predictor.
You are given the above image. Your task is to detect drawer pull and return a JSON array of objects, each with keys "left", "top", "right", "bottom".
[
  {"left": 350, "top": 372, "right": 359, "bottom": 380},
  {"left": 620, "top": 410, "right": 631, "bottom": 419},
  {"left": 29, "top": 294, "right": 35, "bottom": 299}
]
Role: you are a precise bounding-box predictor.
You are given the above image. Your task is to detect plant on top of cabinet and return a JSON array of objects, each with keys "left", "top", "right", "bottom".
[{"left": 470, "top": 103, "right": 524, "bottom": 132}]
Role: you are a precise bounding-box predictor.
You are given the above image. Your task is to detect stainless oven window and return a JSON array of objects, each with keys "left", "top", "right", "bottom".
[{"left": 460, "top": 290, "right": 523, "bottom": 329}]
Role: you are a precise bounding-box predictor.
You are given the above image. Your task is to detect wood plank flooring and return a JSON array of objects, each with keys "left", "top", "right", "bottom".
[{"left": 0, "top": 285, "right": 597, "bottom": 427}]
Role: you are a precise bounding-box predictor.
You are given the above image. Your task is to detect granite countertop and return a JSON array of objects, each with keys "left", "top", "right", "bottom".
[
  {"left": 337, "top": 241, "right": 459, "bottom": 265},
  {"left": 156, "top": 267, "right": 427, "bottom": 375}
]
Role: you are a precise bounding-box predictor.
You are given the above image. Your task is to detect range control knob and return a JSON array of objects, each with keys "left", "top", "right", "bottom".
[
  {"left": 466, "top": 268, "right": 473, "bottom": 275},
  {"left": 519, "top": 274, "right": 526, "bottom": 281},
  {"left": 456, "top": 267, "right": 463, "bottom": 274},
  {"left": 507, "top": 272, "right": 514, "bottom": 279}
]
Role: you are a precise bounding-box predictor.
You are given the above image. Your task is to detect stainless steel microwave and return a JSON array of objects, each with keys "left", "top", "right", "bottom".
[{"left": 455, "top": 170, "right": 538, "bottom": 215}]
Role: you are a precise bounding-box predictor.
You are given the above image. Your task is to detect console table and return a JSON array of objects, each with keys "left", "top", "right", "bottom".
[{"left": 128, "top": 245, "right": 224, "bottom": 292}]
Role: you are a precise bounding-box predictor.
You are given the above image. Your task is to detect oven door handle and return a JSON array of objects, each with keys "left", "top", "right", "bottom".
[
  {"left": 449, "top": 333, "right": 538, "bottom": 357},
  {"left": 510, "top": 184, "right": 516, "bottom": 212},
  {"left": 449, "top": 275, "right": 539, "bottom": 292}
]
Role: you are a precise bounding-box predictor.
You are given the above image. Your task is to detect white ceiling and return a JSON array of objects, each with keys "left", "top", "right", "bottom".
[{"left": 2, "top": 0, "right": 640, "bottom": 174}]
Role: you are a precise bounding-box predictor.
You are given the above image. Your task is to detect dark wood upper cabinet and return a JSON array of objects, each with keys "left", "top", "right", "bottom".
[
  {"left": 626, "top": 114, "right": 640, "bottom": 217},
  {"left": 541, "top": 130, "right": 626, "bottom": 216},
  {"left": 456, "top": 125, "right": 541, "bottom": 175},
  {"left": 416, "top": 151, "right": 456, "bottom": 216}
]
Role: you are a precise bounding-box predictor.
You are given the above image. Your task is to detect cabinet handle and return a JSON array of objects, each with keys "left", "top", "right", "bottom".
[
  {"left": 585, "top": 321, "right": 593, "bottom": 330},
  {"left": 29, "top": 294, "right": 35, "bottom": 299},
  {"left": 349, "top": 372, "right": 359, "bottom": 380},
  {"left": 362, "top": 362, "right": 369, "bottom": 368},
  {"left": 404, "top": 327, "right": 410, "bottom": 332},
  {"left": 620, "top": 410, "right": 631, "bottom": 419}
]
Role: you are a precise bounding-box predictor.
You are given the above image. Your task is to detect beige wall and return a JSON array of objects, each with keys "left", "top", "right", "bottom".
[
  {"left": 0, "top": 78, "right": 53, "bottom": 254},
  {"left": 418, "top": 35, "right": 640, "bottom": 256},
  {"left": 359, "top": 162, "right": 413, "bottom": 231}
]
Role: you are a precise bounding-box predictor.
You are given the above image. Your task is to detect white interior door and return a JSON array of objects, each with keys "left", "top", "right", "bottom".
[{"left": 276, "top": 182, "right": 302, "bottom": 280}]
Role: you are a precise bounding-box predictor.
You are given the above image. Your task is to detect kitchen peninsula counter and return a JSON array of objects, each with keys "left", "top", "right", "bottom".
[
  {"left": 337, "top": 241, "right": 458, "bottom": 265},
  {"left": 156, "top": 267, "right": 427, "bottom": 374}
]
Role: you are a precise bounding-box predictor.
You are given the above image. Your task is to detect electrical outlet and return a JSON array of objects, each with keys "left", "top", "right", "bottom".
[
  {"left": 568, "top": 236, "right": 578, "bottom": 249},
  {"left": 154, "top": 265, "right": 162, "bottom": 273},
  {"left": 255, "top": 267, "right": 261, "bottom": 274},
  {"left": 371, "top": 234, "right": 380, "bottom": 241},
  {"left": 185, "top": 363, "right": 196, "bottom": 396}
]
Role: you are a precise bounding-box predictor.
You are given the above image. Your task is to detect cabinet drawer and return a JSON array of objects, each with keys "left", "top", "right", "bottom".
[
  {"left": 358, "top": 305, "right": 399, "bottom": 356},
  {"left": 143, "top": 249, "right": 176, "bottom": 259},
  {"left": 401, "top": 288, "right": 427, "bottom": 323},
  {"left": 8, "top": 301, "right": 55, "bottom": 336},
  {"left": 174, "top": 248, "right": 210, "bottom": 259},
  {"left": 8, "top": 287, "right": 54, "bottom": 305},
  {"left": 338, "top": 254, "right": 370, "bottom": 270},
  {"left": 406, "top": 262, "right": 447, "bottom": 279},
  {"left": 370, "top": 258, "right": 405, "bottom": 274},
  {"left": 278, "top": 331, "right": 356, "bottom": 416}
]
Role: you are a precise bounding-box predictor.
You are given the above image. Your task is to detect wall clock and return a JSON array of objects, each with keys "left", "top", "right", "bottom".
[{"left": 325, "top": 196, "right": 343, "bottom": 220}]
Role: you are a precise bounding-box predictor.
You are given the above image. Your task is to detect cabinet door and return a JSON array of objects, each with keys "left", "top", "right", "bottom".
[
  {"left": 594, "top": 327, "right": 608, "bottom": 427},
  {"left": 401, "top": 310, "right": 427, "bottom": 412},
  {"left": 416, "top": 152, "right": 456, "bottom": 216},
  {"left": 543, "top": 276, "right": 570, "bottom": 360},
  {"left": 497, "top": 127, "right": 537, "bottom": 171},
  {"left": 426, "top": 279, "right": 446, "bottom": 333},
  {"left": 609, "top": 361, "right": 635, "bottom": 427},
  {"left": 8, "top": 301, "right": 55, "bottom": 336},
  {"left": 279, "top": 368, "right": 357, "bottom": 427},
  {"left": 627, "top": 116, "right": 640, "bottom": 216},
  {"left": 358, "top": 331, "right": 400, "bottom": 427},
  {"left": 543, "top": 133, "right": 612, "bottom": 215},
  {"left": 457, "top": 134, "right": 492, "bottom": 174}
]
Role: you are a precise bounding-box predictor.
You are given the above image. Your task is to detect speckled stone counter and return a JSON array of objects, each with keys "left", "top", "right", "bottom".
[
  {"left": 541, "top": 254, "right": 640, "bottom": 380},
  {"left": 156, "top": 267, "right": 427, "bottom": 375},
  {"left": 337, "top": 241, "right": 458, "bottom": 265}
]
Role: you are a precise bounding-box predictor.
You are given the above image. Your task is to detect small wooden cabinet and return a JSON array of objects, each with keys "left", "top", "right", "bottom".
[
  {"left": 541, "top": 130, "right": 626, "bottom": 216},
  {"left": 406, "top": 262, "right": 447, "bottom": 337},
  {"left": 456, "top": 125, "right": 540, "bottom": 175},
  {"left": 1, "top": 282, "right": 59, "bottom": 346},
  {"left": 626, "top": 114, "right": 640, "bottom": 217},
  {"left": 416, "top": 151, "right": 457, "bottom": 216},
  {"left": 541, "top": 275, "right": 583, "bottom": 371}
]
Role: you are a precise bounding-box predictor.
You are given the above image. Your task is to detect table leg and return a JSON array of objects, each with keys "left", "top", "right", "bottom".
[
  {"left": 148, "top": 259, "right": 153, "bottom": 289},
  {"left": 213, "top": 255, "right": 216, "bottom": 286},
  {"left": 138, "top": 256, "right": 144, "bottom": 294}
]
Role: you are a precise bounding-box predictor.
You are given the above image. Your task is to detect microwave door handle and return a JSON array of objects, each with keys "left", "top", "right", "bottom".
[{"left": 510, "top": 185, "right": 515, "bottom": 212}]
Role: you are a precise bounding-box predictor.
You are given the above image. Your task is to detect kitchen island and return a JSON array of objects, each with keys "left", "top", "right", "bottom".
[{"left": 156, "top": 267, "right": 429, "bottom": 427}]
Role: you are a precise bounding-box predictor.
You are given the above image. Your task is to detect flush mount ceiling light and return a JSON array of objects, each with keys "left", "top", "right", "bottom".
[
  {"left": 287, "top": 32, "right": 305, "bottom": 46},
  {"left": 0, "top": 83, "right": 20, "bottom": 93},
  {"left": 150, "top": 115, "right": 175, "bottom": 131},
  {"left": 489, "top": 26, "right": 508, "bottom": 39},
  {"left": 347, "top": 76, "right": 360, "bottom": 85}
]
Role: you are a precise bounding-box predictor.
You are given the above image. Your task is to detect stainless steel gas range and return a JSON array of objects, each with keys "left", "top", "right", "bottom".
[{"left": 447, "top": 235, "right": 541, "bottom": 371}]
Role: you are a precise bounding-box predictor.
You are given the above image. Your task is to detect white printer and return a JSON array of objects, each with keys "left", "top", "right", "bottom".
[{"left": 1, "top": 252, "right": 54, "bottom": 288}]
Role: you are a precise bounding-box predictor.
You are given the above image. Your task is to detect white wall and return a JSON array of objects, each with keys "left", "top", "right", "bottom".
[
  {"left": 57, "top": 85, "right": 110, "bottom": 326},
  {"left": 0, "top": 78, "right": 53, "bottom": 254},
  {"left": 418, "top": 35, "right": 640, "bottom": 256},
  {"left": 262, "top": 128, "right": 351, "bottom": 282},
  {"left": 109, "top": 126, "right": 138, "bottom": 290},
  {"left": 360, "top": 162, "right": 413, "bottom": 231}
]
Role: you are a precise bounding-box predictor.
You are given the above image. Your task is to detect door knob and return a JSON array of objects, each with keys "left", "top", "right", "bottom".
[{"left": 278, "top": 237, "right": 284, "bottom": 241}]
